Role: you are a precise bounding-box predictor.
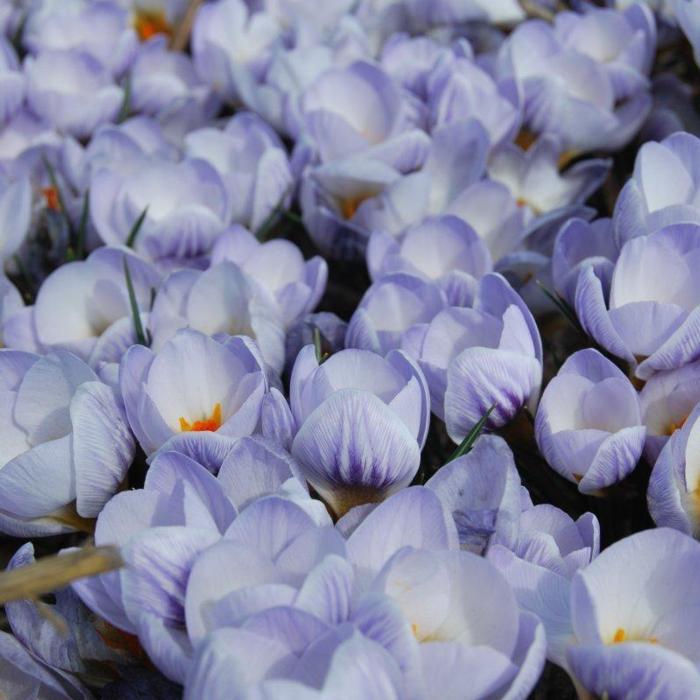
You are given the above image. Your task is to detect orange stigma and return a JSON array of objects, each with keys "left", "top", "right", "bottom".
[
  {"left": 665, "top": 416, "right": 688, "bottom": 436},
  {"left": 612, "top": 628, "right": 657, "bottom": 645},
  {"left": 179, "top": 403, "right": 222, "bottom": 432},
  {"left": 42, "top": 186, "right": 61, "bottom": 211},
  {"left": 339, "top": 195, "right": 369, "bottom": 220},
  {"left": 133, "top": 8, "right": 172, "bottom": 41}
]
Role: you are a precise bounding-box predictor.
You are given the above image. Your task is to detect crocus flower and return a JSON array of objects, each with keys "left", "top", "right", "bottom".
[
  {"left": 370, "top": 546, "right": 546, "bottom": 700},
  {"left": 487, "top": 503, "right": 600, "bottom": 665},
  {"left": 497, "top": 10, "right": 654, "bottom": 153},
  {"left": 0, "top": 109, "right": 61, "bottom": 180},
  {"left": 24, "top": 49, "right": 124, "bottom": 140},
  {"left": 0, "top": 37, "right": 24, "bottom": 124},
  {"left": 91, "top": 156, "right": 230, "bottom": 270},
  {"left": 613, "top": 131, "right": 700, "bottom": 246},
  {"left": 191, "top": 0, "right": 283, "bottom": 103},
  {"left": 413, "top": 273, "right": 542, "bottom": 436},
  {"left": 575, "top": 222, "right": 700, "bottom": 379},
  {"left": 551, "top": 217, "right": 618, "bottom": 307},
  {"left": 427, "top": 52, "right": 522, "bottom": 148},
  {"left": 426, "top": 435, "right": 523, "bottom": 553},
  {"left": 4, "top": 246, "right": 160, "bottom": 368},
  {"left": 565, "top": 528, "right": 700, "bottom": 697},
  {"left": 6, "top": 543, "right": 123, "bottom": 677},
  {"left": 129, "top": 37, "right": 218, "bottom": 122},
  {"left": 74, "top": 437, "right": 322, "bottom": 682},
  {"left": 639, "top": 360, "right": 700, "bottom": 462},
  {"left": 148, "top": 261, "right": 286, "bottom": 373},
  {"left": 345, "top": 273, "right": 448, "bottom": 355},
  {"left": 184, "top": 111, "right": 293, "bottom": 232},
  {"left": 120, "top": 328, "right": 267, "bottom": 455},
  {"left": 648, "top": 399, "right": 700, "bottom": 536},
  {"left": 23, "top": 0, "right": 137, "bottom": 76},
  {"left": 367, "top": 215, "right": 493, "bottom": 306},
  {"left": 487, "top": 135, "right": 610, "bottom": 218},
  {"left": 535, "top": 348, "right": 645, "bottom": 494},
  {"left": 211, "top": 225, "right": 327, "bottom": 328},
  {"left": 0, "top": 348, "right": 135, "bottom": 536},
  {"left": 288, "top": 345, "right": 429, "bottom": 516},
  {"left": 555, "top": 5, "right": 656, "bottom": 99},
  {"left": 298, "top": 60, "right": 428, "bottom": 169},
  {"left": 0, "top": 631, "right": 90, "bottom": 700}
]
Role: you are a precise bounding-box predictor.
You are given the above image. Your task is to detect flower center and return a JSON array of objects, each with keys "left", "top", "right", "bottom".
[
  {"left": 179, "top": 403, "right": 222, "bottom": 432},
  {"left": 611, "top": 628, "right": 657, "bottom": 645},
  {"left": 42, "top": 186, "right": 61, "bottom": 211},
  {"left": 338, "top": 194, "right": 370, "bottom": 220},
  {"left": 665, "top": 416, "right": 688, "bottom": 436},
  {"left": 133, "top": 8, "right": 172, "bottom": 41}
]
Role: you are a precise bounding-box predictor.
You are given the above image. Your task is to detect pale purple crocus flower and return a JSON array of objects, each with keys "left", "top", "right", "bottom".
[
  {"left": 6, "top": 543, "right": 123, "bottom": 679},
  {"left": 0, "top": 37, "right": 24, "bottom": 124},
  {"left": 288, "top": 345, "right": 429, "bottom": 516},
  {"left": 128, "top": 37, "right": 219, "bottom": 124},
  {"left": 4, "top": 247, "right": 160, "bottom": 368},
  {"left": 551, "top": 217, "right": 619, "bottom": 308},
  {"left": 535, "top": 348, "right": 645, "bottom": 494},
  {"left": 120, "top": 328, "right": 267, "bottom": 456},
  {"left": 427, "top": 435, "right": 523, "bottom": 554},
  {"left": 301, "top": 120, "right": 489, "bottom": 260},
  {"left": 648, "top": 400, "right": 700, "bottom": 537},
  {"left": 412, "top": 273, "right": 542, "bottom": 436},
  {"left": 368, "top": 546, "right": 546, "bottom": 700},
  {"left": 565, "top": 528, "right": 700, "bottom": 697},
  {"left": 0, "top": 630, "right": 91, "bottom": 699},
  {"left": 298, "top": 60, "right": 427, "bottom": 169},
  {"left": 211, "top": 225, "right": 327, "bottom": 329},
  {"left": 148, "top": 261, "right": 286, "bottom": 374},
  {"left": 24, "top": 49, "right": 124, "bottom": 139},
  {"left": 639, "top": 361, "right": 700, "bottom": 462},
  {"left": 487, "top": 503, "right": 600, "bottom": 666},
  {"left": 0, "top": 348, "right": 135, "bottom": 536},
  {"left": 613, "top": 131, "right": 700, "bottom": 246},
  {"left": 497, "top": 11, "right": 653, "bottom": 153},
  {"left": 23, "top": 0, "right": 138, "bottom": 76},
  {"left": 555, "top": 4, "right": 656, "bottom": 99},
  {"left": 191, "top": 0, "right": 283, "bottom": 103},
  {"left": 184, "top": 112, "right": 293, "bottom": 232},
  {"left": 91, "top": 156, "right": 230, "bottom": 270},
  {"left": 345, "top": 273, "right": 448, "bottom": 356},
  {"left": 74, "top": 437, "right": 323, "bottom": 682},
  {"left": 60, "top": 115, "right": 178, "bottom": 195},
  {"left": 487, "top": 135, "right": 610, "bottom": 219},
  {"left": 427, "top": 52, "right": 522, "bottom": 148},
  {"left": 0, "top": 109, "right": 62, "bottom": 181},
  {"left": 575, "top": 223, "right": 700, "bottom": 379},
  {"left": 367, "top": 215, "right": 493, "bottom": 306}
]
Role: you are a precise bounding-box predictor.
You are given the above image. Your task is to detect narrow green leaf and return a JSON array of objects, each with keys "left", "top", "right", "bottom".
[
  {"left": 313, "top": 327, "right": 326, "bottom": 364},
  {"left": 117, "top": 75, "right": 132, "bottom": 123},
  {"left": 447, "top": 405, "right": 495, "bottom": 462},
  {"left": 75, "top": 189, "right": 90, "bottom": 260},
  {"left": 123, "top": 258, "right": 148, "bottom": 346},
  {"left": 126, "top": 207, "right": 148, "bottom": 249},
  {"left": 535, "top": 279, "right": 582, "bottom": 330},
  {"left": 255, "top": 185, "right": 295, "bottom": 241}
]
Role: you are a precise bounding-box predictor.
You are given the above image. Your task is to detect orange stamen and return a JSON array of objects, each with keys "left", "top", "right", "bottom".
[
  {"left": 179, "top": 403, "right": 222, "bottom": 432},
  {"left": 339, "top": 195, "right": 369, "bottom": 220},
  {"left": 665, "top": 416, "right": 688, "bottom": 436},
  {"left": 42, "top": 186, "right": 61, "bottom": 211},
  {"left": 133, "top": 8, "right": 172, "bottom": 41}
]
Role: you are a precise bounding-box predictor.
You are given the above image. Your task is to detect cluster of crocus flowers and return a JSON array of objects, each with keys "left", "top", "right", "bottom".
[{"left": 2, "top": 0, "right": 700, "bottom": 698}]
